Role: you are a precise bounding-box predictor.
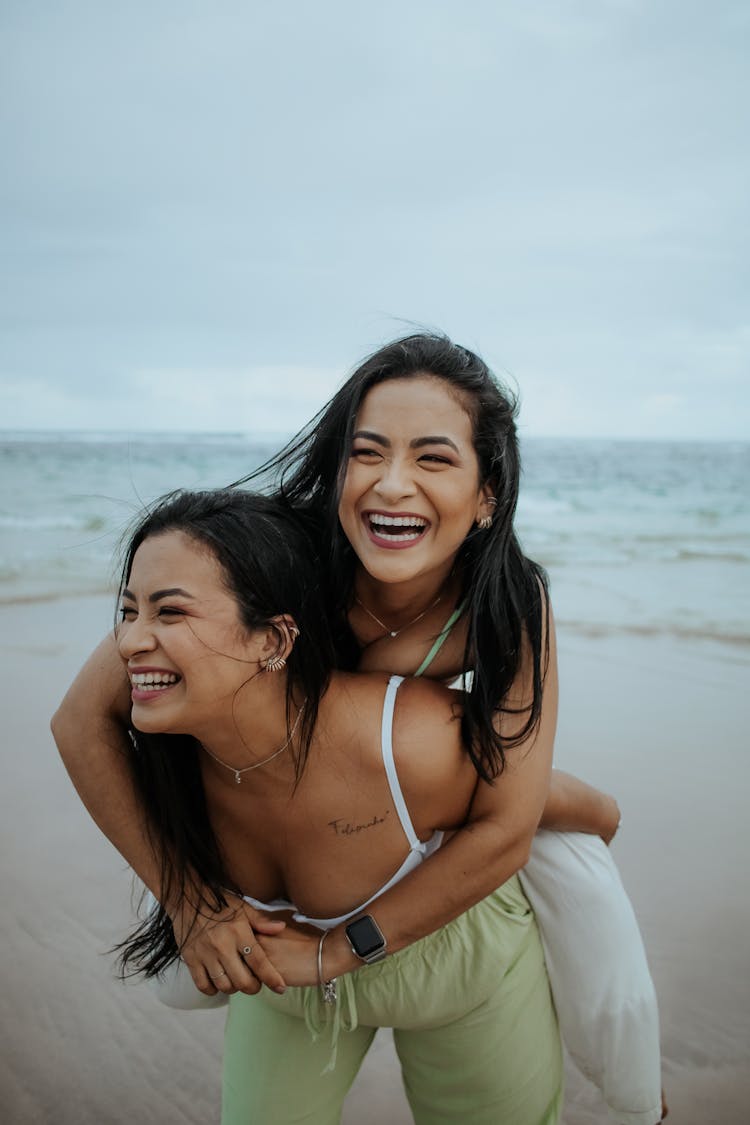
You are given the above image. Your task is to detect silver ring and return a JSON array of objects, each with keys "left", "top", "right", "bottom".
[
  {"left": 209, "top": 969, "right": 228, "bottom": 980},
  {"left": 241, "top": 945, "right": 253, "bottom": 957}
]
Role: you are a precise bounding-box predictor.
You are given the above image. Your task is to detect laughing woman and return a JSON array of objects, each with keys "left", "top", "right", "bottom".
[{"left": 114, "top": 488, "right": 563, "bottom": 1124}]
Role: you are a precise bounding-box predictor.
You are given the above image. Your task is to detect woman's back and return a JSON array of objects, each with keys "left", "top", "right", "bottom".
[{"left": 203, "top": 673, "right": 477, "bottom": 924}]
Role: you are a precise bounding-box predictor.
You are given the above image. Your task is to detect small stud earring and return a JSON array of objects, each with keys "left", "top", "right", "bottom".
[{"left": 265, "top": 654, "right": 287, "bottom": 672}]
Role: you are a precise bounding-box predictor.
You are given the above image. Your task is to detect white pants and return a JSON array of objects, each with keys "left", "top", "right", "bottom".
[
  {"left": 148, "top": 833, "right": 663, "bottom": 1123},
  {"left": 520, "top": 831, "right": 662, "bottom": 1125}
]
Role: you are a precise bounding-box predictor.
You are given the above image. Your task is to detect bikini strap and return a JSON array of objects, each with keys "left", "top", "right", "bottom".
[
  {"left": 380, "top": 675, "right": 422, "bottom": 851},
  {"left": 414, "top": 603, "right": 465, "bottom": 678}
]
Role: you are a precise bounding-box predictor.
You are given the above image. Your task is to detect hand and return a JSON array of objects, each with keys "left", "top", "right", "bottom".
[
  {"left": 170, "top": 892, "right": 288, "bottom": 997},
  {"left": 255, "top": 921, "right": 322, "bottom": 988},
  {"left": 597, "top": 793, "right": 621, "bottom": 846}
]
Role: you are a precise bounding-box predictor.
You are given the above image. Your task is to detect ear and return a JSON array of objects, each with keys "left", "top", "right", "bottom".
[
  {"left": 258, "top": 615, "right": 300, "bottom": 667},
  {"left": 475, "top": 484, "right": 497, "bottom": 524}
]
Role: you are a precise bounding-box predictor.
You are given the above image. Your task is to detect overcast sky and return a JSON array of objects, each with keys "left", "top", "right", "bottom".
[{"left": 1, "top": 1, "right": 748, "bottom": 439}]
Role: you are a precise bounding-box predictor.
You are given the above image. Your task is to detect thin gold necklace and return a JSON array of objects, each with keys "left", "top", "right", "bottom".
[
  {"left": 200, "top": 699, "right": 307, "bottom": 785},
  {"left": 354, "top": 592, "right": 444, "bottom": 640}
]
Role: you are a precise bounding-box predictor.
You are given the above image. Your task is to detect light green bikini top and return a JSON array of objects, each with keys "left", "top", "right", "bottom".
[{"left": 413, "top": 604, "right": 465, "bottom": 678}]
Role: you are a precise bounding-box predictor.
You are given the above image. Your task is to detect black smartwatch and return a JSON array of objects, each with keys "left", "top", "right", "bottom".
[{"left": 344, "top": 914, "right": 387, "bottom": 964}]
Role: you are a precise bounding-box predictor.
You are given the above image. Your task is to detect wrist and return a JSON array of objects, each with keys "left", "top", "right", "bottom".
[
  {"left": 323, "top": 927, "right": 361, "bottom": 978},
  {"left": 343, "top": 914, "right": 387, "bottom": 964}
]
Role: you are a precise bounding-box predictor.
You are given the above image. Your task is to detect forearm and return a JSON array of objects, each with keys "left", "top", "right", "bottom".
[
  {"left": 321, "top": 815, "right": 533, "bottom": 980},
  {"left": 51, "top": 634, "right": 165, "bottom": 900},
  {"left": 540, "top": 768, "right": 620, "bottom": 843}
]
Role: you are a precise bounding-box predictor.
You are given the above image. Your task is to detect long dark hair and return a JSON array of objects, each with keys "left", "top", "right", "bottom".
[
  {"left": 236, "top": 332, "right": 549, "bottom": 782},
  {"left": 114, "top": 488, "right": 335, "bottom": 977}
]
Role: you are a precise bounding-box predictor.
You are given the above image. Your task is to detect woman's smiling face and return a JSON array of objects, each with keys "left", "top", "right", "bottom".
[
  {"left": 117, "top": 530, "right": 261, "bottom": 737},
  {"left": 338, "top": 376, "right": 493, "bottom": 588}
]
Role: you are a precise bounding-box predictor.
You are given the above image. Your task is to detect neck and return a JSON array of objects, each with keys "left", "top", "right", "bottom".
[
  {"left": 354, "top": 561, "right": 460, "bottom": 624},
  {"left": 197, "top": 673, "right": 301, "bottom": 773}
]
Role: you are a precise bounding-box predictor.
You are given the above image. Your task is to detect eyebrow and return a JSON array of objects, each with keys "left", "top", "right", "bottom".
[
  {"left": 121, "top": 587, "right": 196, "bottom": 603},
  {"left": 353, "top": 430, "right": 460, "bottom": 455}
]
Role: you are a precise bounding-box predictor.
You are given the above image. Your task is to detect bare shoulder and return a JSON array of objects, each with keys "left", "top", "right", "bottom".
[
  {"left": 392, "top": 676, "right": 463, "bottom": 743},
  {"left": 390, "top": 678, "right": 476, "bottom": 820},
  {"left": 318, "top": 671, "right": 392, "bottom": 750}
]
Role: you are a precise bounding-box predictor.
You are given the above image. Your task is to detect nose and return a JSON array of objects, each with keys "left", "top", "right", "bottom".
[
  {"left": 373, "top": 455, "right": 417, "bottom": 505},
  {"left": 117, "top": 614, "right": 157, "bottom": 661}
]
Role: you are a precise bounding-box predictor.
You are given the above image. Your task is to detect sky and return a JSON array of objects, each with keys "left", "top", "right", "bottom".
[{"left": 1, "top": 0, "right": 748, "bottom": 440}]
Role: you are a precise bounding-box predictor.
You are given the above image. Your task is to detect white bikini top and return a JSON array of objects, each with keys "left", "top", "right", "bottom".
[{"left": 242, "top": 675, "right": 444, "bottom": 931}]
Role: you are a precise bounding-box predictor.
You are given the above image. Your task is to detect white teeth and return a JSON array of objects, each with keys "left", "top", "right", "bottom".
[
  {"left": 369, "top": 514, "right": 427, "bottom": 530},
  {"left": 131, "top": 672, "right": 179, "bottom": 688},
  {"left": 376, "top": 531, "right": 423, "bottom": 541}
]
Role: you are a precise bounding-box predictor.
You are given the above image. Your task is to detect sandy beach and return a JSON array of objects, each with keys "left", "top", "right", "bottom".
[{"left": 2, "top": 593, "right": 748, "bottom": 1124}]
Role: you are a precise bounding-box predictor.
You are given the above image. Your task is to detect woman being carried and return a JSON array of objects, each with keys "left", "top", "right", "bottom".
[{"left": 115, "top": 487, "right": 562, "bottom": 1124}]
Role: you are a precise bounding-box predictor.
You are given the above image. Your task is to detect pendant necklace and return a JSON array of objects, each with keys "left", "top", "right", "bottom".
[
  {"left": 200, "top": 699, "right": 307, "bottom": 784},
  {"left": 354, "top": 591, "right": 444, "bottom": 640}
]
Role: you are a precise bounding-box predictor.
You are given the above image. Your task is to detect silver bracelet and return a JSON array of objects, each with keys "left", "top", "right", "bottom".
[{"left": 317, "top": 930, "right": 338, "bottom": 1005}]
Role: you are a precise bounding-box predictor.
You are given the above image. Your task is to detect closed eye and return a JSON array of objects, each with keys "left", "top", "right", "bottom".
[
  {"left": 418, "top": 454, "right": 452, "bottom": 465},
  {"left": 118, "top": 605, "right": 185, "bottom": 620}
]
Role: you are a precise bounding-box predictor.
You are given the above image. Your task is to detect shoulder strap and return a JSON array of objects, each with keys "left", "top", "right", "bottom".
[
  {"left": 380, "top": 675, "right": 422, "bottom": 851},
  {"left": 414, "top": 604, "right": 465, "bottom": 677}
]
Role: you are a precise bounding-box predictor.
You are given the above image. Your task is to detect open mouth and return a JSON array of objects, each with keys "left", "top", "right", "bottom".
[{"left": 364, "top": 512, "right": 429, "bottom": 546}]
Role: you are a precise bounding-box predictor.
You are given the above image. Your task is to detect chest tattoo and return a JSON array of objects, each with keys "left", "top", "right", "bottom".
[{"left": 328, "top": 810, "right": 390, "bottom": 837}]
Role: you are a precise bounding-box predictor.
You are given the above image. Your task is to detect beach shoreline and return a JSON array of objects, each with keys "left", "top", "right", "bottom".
[{"left": 2, "top": 593, "right": 749, "bottom": 1123}]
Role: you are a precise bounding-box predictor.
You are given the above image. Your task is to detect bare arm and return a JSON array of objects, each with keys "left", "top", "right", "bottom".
[
  {"left": 541, "top": 769, "right": 621, "bottom": 844},
  {"left": 51, "top": 633, "right": 159, "bottom": 890},
  {"left": 259, "top": 603, "right": 559, "bottom": 985},
  {"left": 51, "top": 632, "right": 287, "bottom": 995}
]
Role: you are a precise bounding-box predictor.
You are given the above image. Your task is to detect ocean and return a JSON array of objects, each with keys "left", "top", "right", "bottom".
[{"left": 1, "top": 432, "right": 748, "bottom": 655}]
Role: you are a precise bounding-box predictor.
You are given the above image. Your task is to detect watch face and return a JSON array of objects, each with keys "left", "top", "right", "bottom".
[{"left": 346, "top": 915, "right": 384, "bottom": 958}]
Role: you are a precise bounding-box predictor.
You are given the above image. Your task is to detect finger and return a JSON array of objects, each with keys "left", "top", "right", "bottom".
[
  {"left": 183, "top": 960, "right": 220, "bottom": 997},
  {"left": 181, "top": 949, "right": 240, "bottom": 997},
  {"left": 239, "top": 901, "right": 289, "bottom": 932},
  {"left": 217, "top": 957, "right": 260, "bottom": 996},
  {"left": 239, "top": 971, "right": 262, "bottom": 996},
  {"left": 243, "top": 943, "right": 286, "bottom": 993},
  {"left": 249, "top": 918, "right": 287, "bottom": 935},
  {"left": 206, "top": 965, "right": 244, "bottom": 996},
  {"left": 202, "top": 944, "right": 266, "bottom": 996}
]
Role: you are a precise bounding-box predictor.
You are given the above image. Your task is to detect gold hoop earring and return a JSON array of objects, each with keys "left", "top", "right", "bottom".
[{"left": 265, "top": 654, "right": 287, "bottom": 673}]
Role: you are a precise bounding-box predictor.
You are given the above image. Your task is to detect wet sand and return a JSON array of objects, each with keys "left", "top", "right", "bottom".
[{"left": 2, "top": 595, "right": 748, "bottom": 1123}]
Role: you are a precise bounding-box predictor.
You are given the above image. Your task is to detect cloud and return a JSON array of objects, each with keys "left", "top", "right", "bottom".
[
  {"left": 1, "top": 2, "right": 748, "bottom": 439},
  {"left": 128, "top": 365, "right": 343, "bottom": 432},
  {"left": 1, "top": 366, "right": 344, "bottom": 434}
]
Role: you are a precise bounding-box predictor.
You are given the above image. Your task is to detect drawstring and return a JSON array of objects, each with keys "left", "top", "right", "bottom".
[{"left": 302, "top": 973, "right": 359, "bottom": 1073}]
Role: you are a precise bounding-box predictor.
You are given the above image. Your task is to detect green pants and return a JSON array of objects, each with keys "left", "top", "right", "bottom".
[{"left": 222, "top": 876, "right": 563, "bottom": 1125}]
